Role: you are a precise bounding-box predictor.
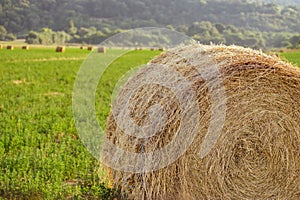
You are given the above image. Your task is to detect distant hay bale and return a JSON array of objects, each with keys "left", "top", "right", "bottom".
[
  {"left": 0, "top": 44, "right": 3, "bottom": 49},
  {"left": 7, "top": 45, "right": 14, "bottom": 50},
  {"left": 104, "top": 44, "right": 300, "bottom": 199},
  {"left": 56, "top": 46, "right": 65, "bottom": 53},
  {"left": 87, "top": 46, "right": 94, "bottom": 51},
  {"left": 22, "top": 46, "right": 29, "bottom": 50},
  {"left": 158, "top": 47, "right": 164, "bottom": 51},
  {"left": 80, "top": 46, "right": 84, "bottom": 50},
  {"left": 150, "top": 47, "right": 155, "bottom": 51},
  {"left": 98, "top": 46, "right": 106, "bottom": 53}
]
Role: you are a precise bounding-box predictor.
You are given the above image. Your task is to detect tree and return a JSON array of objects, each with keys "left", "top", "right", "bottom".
[
  {"left": 290, "top": 35, "right": 300, "bottom": 49},
  {"left": 215, "top": 23, "right": 226, "bottom": 34},
  {"left": 0, "top": 25, "right": 7, "bottom": 40},
  {"left": 38, "top": 28, "right": 54, "bottom": 45},
  {"left": 53, "top": 31, "right": 71, "bottom": 44},
  {"left": 26, "top": 31, "right": 40, "bottom": 44},
  {"left": 68, "top": 19, "right": 77, "bottom": 36},
  {"left": 5, "top": 33, "right": 16, "bottom": 41}
]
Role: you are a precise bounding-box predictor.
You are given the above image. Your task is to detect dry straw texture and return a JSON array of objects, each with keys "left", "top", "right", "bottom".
[{"left": 104, "top": 44, "right": 300, "bottom": 199}]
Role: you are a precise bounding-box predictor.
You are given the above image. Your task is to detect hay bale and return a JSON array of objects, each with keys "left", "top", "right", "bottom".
[
  {"left": 56, "top": 46, "right": 65, "bottom": 53},
  {"left": 103, "top": 44, "right": 300, "bottom": 199},
  {"left": 7, "top": 45, "right": 14, "bottom": 50},
  {"left": 98, "top": 46, "right": 106, "bottom": 53},
  {"left": 22, "top": 45, "right": 29, "bottom": 50},
  {"left": 87, "top": 46, "right": 94, "bottom": 51},
  {"left": 80, "top": 46, "right": 84, "bottom": 50},
  {"left": 158, "top": 47, "right": 164, "bottom": 51},
  {"left": 0, "top": 44, "right": 3, "bottom": 49}
]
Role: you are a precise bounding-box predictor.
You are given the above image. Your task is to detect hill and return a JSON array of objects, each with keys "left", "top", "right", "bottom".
[
  {"left": 260, "top": 0, "right": 300, "bottom": 6},
  {"left": 1, "top": 0, "right": 300, "bottom": 34},
  {"left": 0, "top": 0, "right": 300, "bottom": 48}
]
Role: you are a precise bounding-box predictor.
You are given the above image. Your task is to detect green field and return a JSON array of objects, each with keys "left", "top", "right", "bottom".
[
  {"left": 0, "top": 47, "right": 299, "bottom": 199},
  {"left": 281, "top": 51, "right": 300, "bottom": 67},
  {"left": 0, "top": 47, "right": 161, "bottom": 199}
]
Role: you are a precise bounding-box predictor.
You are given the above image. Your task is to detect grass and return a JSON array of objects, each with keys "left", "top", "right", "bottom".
[
  {"left": 0, "top": 47, "right": 88, "bottom": 63},
  {"left": 280, "top": 51, "right": 300, "bottom": 67},
  {"left": 0, "top": 47, "right": 161, "bottom": 199},
  {"left": 0, "top": 46, "right": 299, "bottom": 199}
]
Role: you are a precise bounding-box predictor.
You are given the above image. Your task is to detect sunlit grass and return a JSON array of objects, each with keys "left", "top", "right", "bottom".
[
  {"left": 0, "top": 47, "right": 160, "bottom": 199},
  {"left": 280, "top": 51, "right": 300, "bottom": 67}
]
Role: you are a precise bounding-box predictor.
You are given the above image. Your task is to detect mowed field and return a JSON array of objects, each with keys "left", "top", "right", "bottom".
[{"left": 0, "top": 46, "right": 299, "bottom": 199}]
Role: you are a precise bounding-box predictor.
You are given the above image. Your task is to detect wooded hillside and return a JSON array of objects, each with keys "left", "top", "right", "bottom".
[{"left": 1, "top": 0, "right": 300, "bottom": 48}]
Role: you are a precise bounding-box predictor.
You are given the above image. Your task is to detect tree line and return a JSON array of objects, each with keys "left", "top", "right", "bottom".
[
  {"left": 23, "top": 21, "right": 300, "bottom": 49},
  {"left": 1, "top": 0, "right": 300, "bottom": 49}
]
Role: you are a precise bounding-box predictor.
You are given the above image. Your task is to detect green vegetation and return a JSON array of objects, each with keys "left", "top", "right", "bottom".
[
  {"left": 260, "top": 0, "right": 300, "bottom": 6},
  {"left": 0, "top": 47, "right": 299, "bottom": 199},
  {"left": 0, "top": 47, "right": 161, "bottom": 199},
  {"left": 0, "top": 25, "right": 15, "bottom": 41},
  {"left": 281, "top": 51, "right": 300, "bottom": 66},
  {"left": 1, "top": 0, "right": 300, "bottom": 48}
]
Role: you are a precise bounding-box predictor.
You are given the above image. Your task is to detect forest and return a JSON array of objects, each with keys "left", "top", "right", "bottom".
[{"left": 1, "top": 0, "right": 300, "bottom": 49}]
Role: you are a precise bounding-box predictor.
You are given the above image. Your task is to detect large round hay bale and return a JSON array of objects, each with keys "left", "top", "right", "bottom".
[
  {"left": 56, "top": 46, "right": 65, "bottom": 53},
  {"left": 98, "top": 46, "right": 106, "bottom": 53},
  {"left": 7, "top": 45, "right": 14, "bottom": 50},
  {"left": 22, "top": 45, "right": 29, "bottom": 50},
  {"left": 103, "top": 44, "right": 300, "bottom": 199}
]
